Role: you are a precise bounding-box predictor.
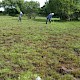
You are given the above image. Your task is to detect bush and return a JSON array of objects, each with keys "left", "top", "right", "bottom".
[
  {"left": 60, "top": 12, "right": 69, "bottom": 20},
  {"left": 70, "top": 12, "right": 80, "bottom": 20},
  {"left": 5, "top": 8, "right": 19, "bottom": 16}
]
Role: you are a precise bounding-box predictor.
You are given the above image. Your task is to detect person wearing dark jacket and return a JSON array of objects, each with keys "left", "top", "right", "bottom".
[{"left": 46, "top": 13, "right": 54, "bottom": 24}]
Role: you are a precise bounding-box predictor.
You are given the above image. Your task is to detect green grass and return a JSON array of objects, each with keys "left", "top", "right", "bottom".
[{"left": 0, "top": 16, "right": 80, "bottom": 80}]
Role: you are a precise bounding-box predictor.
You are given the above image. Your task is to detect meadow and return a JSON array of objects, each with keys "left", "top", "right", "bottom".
[{"left": 0, "top": 16, "right": 80, "bottom": 80}]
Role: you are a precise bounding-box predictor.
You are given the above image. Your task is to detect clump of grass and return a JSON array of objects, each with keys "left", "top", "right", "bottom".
[
  {"left": 19, "top": 71, "right": 38, "bottom": 80},
  {"left": 71, "top": 69, "right": 80, "bottom": 78},
  {"left": 59, "top": 74, "right": 75, "bottom": 80}
]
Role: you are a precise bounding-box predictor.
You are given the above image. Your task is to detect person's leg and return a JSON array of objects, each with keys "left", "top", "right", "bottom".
[
  {"left": 19, "top": 16, "right": 21, "bottom": 22},
  {"left": 46, "top": 18, "right": 48, "bottom": 24},
  {"left": 20, "top": 17, "right": 21, "bottom": 21},
  {"left": 49, "top": 19, "right": 51, "bottom": 23}
]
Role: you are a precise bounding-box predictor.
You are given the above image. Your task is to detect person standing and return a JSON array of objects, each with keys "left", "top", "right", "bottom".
[
  {"left": 18, "top": 11, "right": 23, "bottom": 22},
  {"left": 46, "top": 13, "right": 54, "bottom": 24}
]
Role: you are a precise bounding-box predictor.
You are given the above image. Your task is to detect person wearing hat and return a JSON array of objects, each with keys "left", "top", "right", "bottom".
[
  {"left": 46, "top": 13, "right": 54, "bottom": 24},
  {"left": 18, "top": 11, "right": 23, "bottom": 22}
]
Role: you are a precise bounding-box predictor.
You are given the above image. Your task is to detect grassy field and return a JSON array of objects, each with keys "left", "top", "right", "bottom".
[{"left": 0, "top": 16, "right": 80, "bottom": 80}]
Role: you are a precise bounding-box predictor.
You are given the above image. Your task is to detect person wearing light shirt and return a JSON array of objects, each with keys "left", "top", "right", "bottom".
[{"left": 19, "top": 11, "right": 23, "bottom": 22}]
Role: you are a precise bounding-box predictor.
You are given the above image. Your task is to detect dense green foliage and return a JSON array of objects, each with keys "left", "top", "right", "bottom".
[
  {"left": 0, "top": 16, "right": 80, "bottom": 80},
  {"left": 0, "top": 0, "right": 80, "bottom": 20},
  {"left": 23, "top": 1, "right": 40, "bottom": 19},
  {"left": 1, "top": 0, "right": 40, "bottom": 17},
  {"left": 1, "top": 0, "right": 24, "bottom": 15},
  {"left": 41, "top": 0, "right": 80, "bottom": 20}
]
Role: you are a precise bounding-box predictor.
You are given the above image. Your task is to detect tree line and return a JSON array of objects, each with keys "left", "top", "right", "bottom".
[
  {"left": 0, "top": 0, "right": 40, "bottom": 19},
  {"left": 0, "top": 0, "right": 80, "bottom": 20}
]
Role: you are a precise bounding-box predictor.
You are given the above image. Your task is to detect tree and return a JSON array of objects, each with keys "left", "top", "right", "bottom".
[
  {"left": 23, "top": 1, "right": 40, "bottom": 19},
  {"left": 44, "top": 0, "right": 80, "bottom": 20},
  {"left": 39, "top": 2, "right": 50, "bottom": 16},
  {"left": 1, "top": 0, "right": 24, "bottom": 16}
]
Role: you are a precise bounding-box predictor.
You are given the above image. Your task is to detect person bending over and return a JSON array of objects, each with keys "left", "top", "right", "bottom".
[{"left": 46, "top": 13, "right": 54, "bottom": 24}]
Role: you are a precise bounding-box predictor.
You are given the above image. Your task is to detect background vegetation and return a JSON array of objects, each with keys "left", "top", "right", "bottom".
[{"left": 0, "top": 0, "right": 80, "bottom": 20}]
